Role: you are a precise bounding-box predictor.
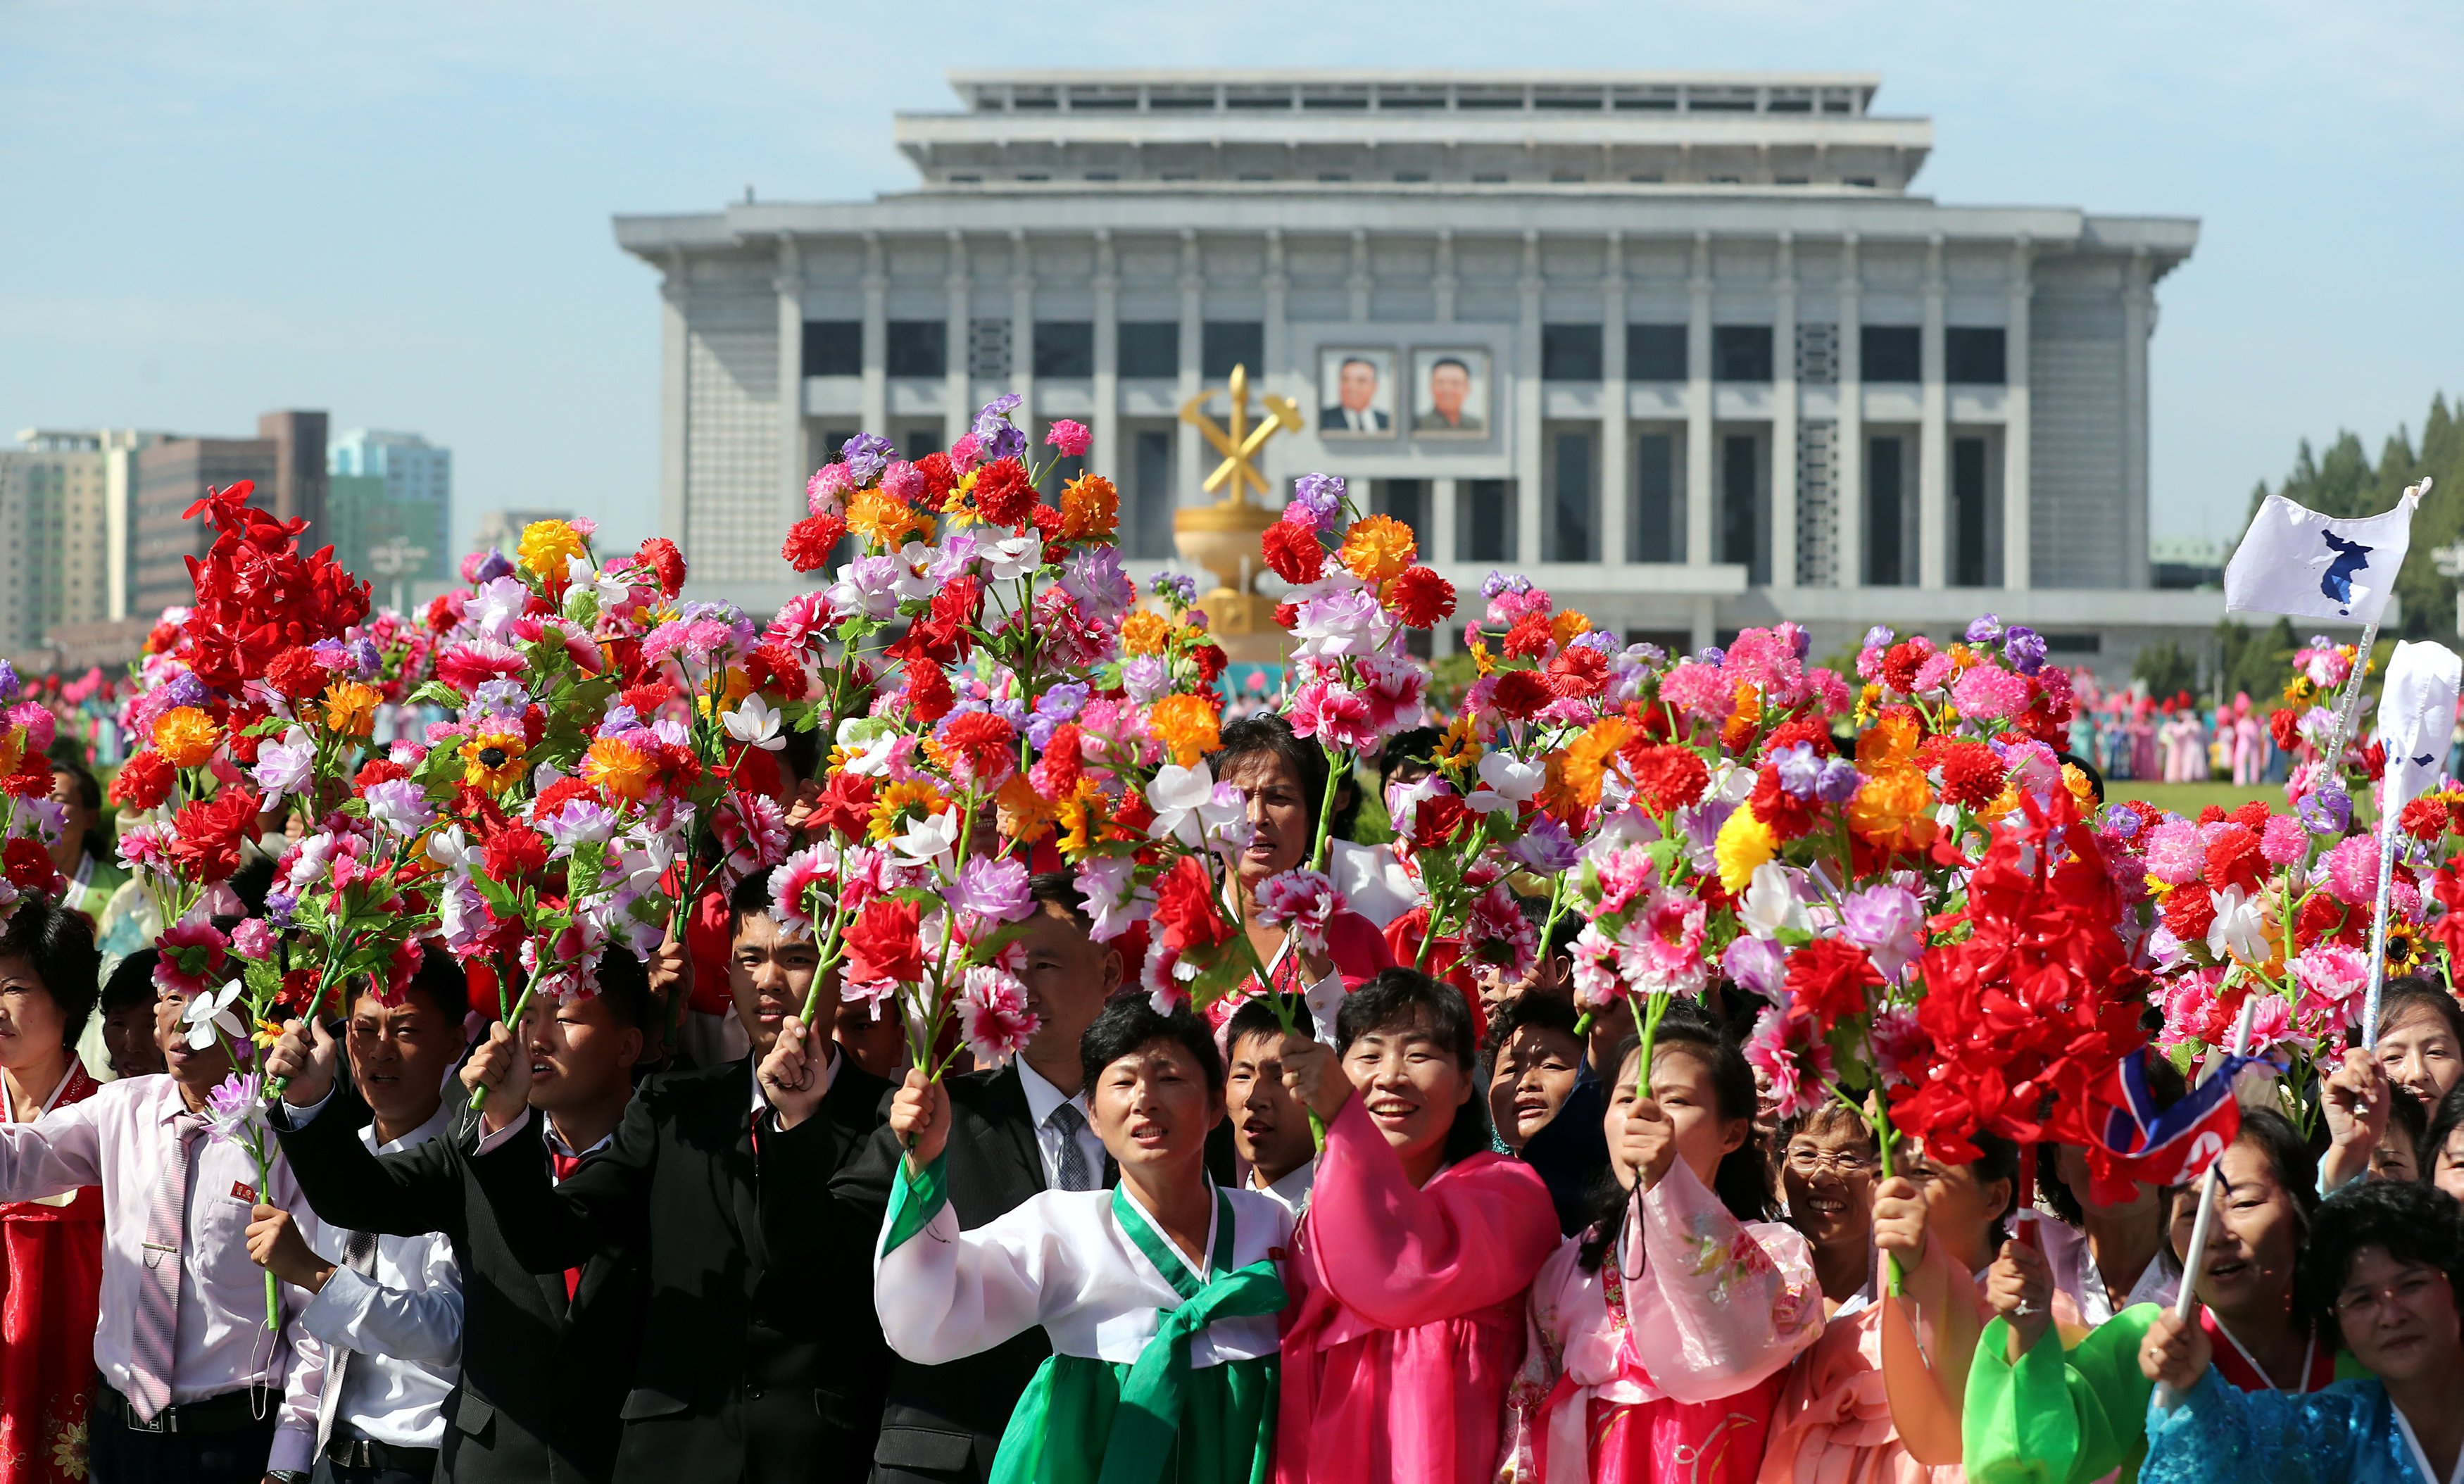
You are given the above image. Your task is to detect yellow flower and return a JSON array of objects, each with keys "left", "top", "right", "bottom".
[
  {"left": 2144, "top": 876, "right": 2176, "bottom": 902},
  {"left": 1715, "top": 805, "right": 1778, "bottom": 893},
  {"left": 1434, "top": 713, "right": 1483, "bottom": 774},
  {"left": 848, "top": 487, "right": 930, "bottom": 548},
  {"left": 517, "top": 520, "right": 586, "bottom": 580},
  {"left": 2387, "top": 925, "right": 2425, "bottom": 974},
  {"left": 460, "top": 728, "right": 529, "bottom": 793},
  {"left": 1060, "top": 474, "right": 1119, "bottom": 541},
  {"left": 153, "top": 707, "right": 223, "bottom": 769},
  {"left": 253, "top": 1018, "right": 285, "bottom": 1048},
  {"left": 321, "top": 680, "right": 381, "bottom": 737},
  {"left": 869, "top": 778, "right": 948, "bottom": 842},
  {"left": 1337, "top": 515, "right": 1416, "bottom": 584},
  {"left": 582, "top": 736, "right": 656, "bottom": 803},
  {"left": 1053, "top": 780, "right": 1101, "bottom": 857},
  {"left": 1148, "top": 693, "right": 1222, "bottom": 767},
  {"left": 2284, "top": 675, "right": 2318, "bottom": 705},
  {"left": 1121, "top": 610, "right": 1171, "bottom": 658},
  {"left": 1469, "top": 640, "right": 1495, "bottom": 679}
]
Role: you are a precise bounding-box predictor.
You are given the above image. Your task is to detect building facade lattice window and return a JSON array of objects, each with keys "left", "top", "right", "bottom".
[{"left": 1627, "top": 324, "right": 1687, "bottom": 381}]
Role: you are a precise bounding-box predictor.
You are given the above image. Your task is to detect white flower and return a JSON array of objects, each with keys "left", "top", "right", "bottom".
[
  {"left": 2207, "top": 887, "right": 2273, "bottom": 967},
  {"left": 182, "top": 981, "right": 247, "bottom": 1051},
  {"left": 835, "top": 717, "right": 899, "bottom": 777},
  {"left": 722, "top": 694, "right": 786, "bottom": 753},
  {"left": 425, "top": 824, "right": 483, "bottom": 873},
  {"left": 985, "top": 534, "right": 1044, "bottom": 582},
  {"left": 1146, "top": 762, "right": 1244, "bottom": 849},
  {"left": 891, "top": 809, "right": 962, "bottom": 870},
  {"left": 893, "top": 541, "right": 942, "bottom": 603},
  {"left": 1738, "top": 862, "right": 1805, "bottom": 940},
  {"left": 468, "top": 576, "right": 530, "bottom": 638},
  {"left": 1467, "top": 752, "right": 1545, "bottom": 815}
]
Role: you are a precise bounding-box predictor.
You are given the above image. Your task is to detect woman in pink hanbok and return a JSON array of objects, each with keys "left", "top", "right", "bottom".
[
  {"left": 1499, "top": 1006, "right": 1824, "bottom": 1483},
  {"left": 2231, "top": 698, "right": 2268, "bottom": 785},
  {"left": 1274, "top": 967, "right": 1562, "bottom": 1484}
]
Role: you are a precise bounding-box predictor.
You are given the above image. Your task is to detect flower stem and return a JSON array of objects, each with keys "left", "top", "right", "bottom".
[{"left": 470, "top": 974, "right": 542, "bottom": 1111}]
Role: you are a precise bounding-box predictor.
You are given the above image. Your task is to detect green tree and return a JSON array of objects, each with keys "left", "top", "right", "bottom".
[
  {"left": 2212, "top": 616, "right": 2296, "bottom": 705},
  {"left": 2134, "top": 639, "right": 2199, "bottom": 701}
]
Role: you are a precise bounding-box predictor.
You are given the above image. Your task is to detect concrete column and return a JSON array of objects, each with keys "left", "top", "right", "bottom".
[
  {"left": 1093, "top": 229, "right": 1121, "bottom": 493},
  {"left": 1918, "top": 234, "right": 1948, "bottom": 589},
  {"left": 942, "top": 232, "right": 970, "bottom": 449},
  {"left": 772, "top": 236, "right": 806, "bottom": 537},
  {"left": 1835, "top": 236, "right": 1863, "bottom": 589},
  {"left": 1431, "top": 477, "right": 1460, "bottom": 566},
  {"left": 1685, "top": 231, "right": 1714, "bottom": 567},
  {"left": 1771, "top": 232, "right": 1799, "bottom": 591},
  {"left": 659, "top": 250, "right": 690, "bottom": 543},
  {"left": 860, "top": 233, "right": 888, "bottom": 439},
  {"left": 1263, "top": 229, "right": 1290, "bottom": 495},
  {"left": 1690, "top": 596, "right": 1716, "bottom": 653},
  {"left": 1347, "top": 229, "right": 1372, "bottom": 323},
  {"left": 2004, "top": 237, "right": 2033, "bottom": 590},
  {"left": 2123, "top": 246, "right": 2154, "bottom": 590},
  {"left": 1433, "top": 229, "right": 1457, "bottom": 324},
  {"left": 1515, "top": 231, "right": 1545, "bottom": 567},
  {"left": 1176, "top": 230, "right": 1204, "bottom": 508},
  {"left": 1599, "top": 230, "right": 1630, "bottom": 567},
  {"left": 1010, "top": 228, "right": 1036, "bottom": 439}
]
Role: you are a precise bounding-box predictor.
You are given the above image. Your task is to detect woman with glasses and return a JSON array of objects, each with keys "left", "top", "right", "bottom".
[
  {"left": 1759, "top": 1126, "right": 2017, "bottom": 1483},
  {"left": 2139, "top": 1175, "right": 2464, "bottom": 1483},
  {"left": 1968, "top": 1110, "right": 2354, "bottom": 1483}
]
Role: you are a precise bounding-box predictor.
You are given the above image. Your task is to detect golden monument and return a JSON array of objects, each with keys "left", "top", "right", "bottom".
[{"left": 1171, "top": 363, "right": 1305, "bottom": 664}]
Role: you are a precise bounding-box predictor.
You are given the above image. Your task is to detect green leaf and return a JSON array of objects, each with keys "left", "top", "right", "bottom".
[
  {"left": 406, "top": 680, "right": 463, "bottom": 710},
  {"left": 472, "top": 873, "right": 522, "bottom": 917}
]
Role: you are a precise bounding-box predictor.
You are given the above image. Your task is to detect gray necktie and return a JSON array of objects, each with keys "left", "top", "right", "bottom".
[
  {"left": 1045, "top": 1102, "right": 1094, "bottom": 1193},
  {"left": 315, "top": 1228, "right": 381, "bottom": 1450}
]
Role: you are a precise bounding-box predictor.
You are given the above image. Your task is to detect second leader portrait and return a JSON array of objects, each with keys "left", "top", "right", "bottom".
[{"left": 1412, "top": 348, "right": 1490, "bottom": 436}]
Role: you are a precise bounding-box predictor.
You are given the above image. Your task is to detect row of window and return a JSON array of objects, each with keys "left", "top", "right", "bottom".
[{"left": 804, "top": 320, "right": 2008, "bottom": 386}]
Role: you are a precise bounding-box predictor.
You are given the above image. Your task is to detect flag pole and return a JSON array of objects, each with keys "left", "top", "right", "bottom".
[
  {"left": 2314, "top": 617, "right": 2379, "bottom": 787},
  {"left": 2363, "top": 808, "right": 2404, "bottom": 1050},
  {"left": 2154, "top": 993, "right": 2261, "bottom": 1411}
]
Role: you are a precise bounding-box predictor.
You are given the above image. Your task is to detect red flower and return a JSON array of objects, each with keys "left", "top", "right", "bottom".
[
  {"left": 1925, "top": 738, "right": 2006, "bottom": 812},
  {"left": 912, "top": 452, "right": 958, "bottom": 501},
  {"left": 2401, "top": 796, "right": 2449, "bottom": 844},
  {"left": 1783, "top": 938, "right": 1883, "bottom": 1033},
  {"left": 747, "top": 641, "right": 810, "bottom": 701},
  {"left": 1151, "top": 856, "right": 1233, "bottom": 955},
  {"left": 813, "top": 771, "right": 876, "bottom": 838},
  {"left": 1761, "top": 715, "right": 1833, "bottom": 760},
  {"left": 1407, "top": 792, "right": 1469, "bottom": 854},
  {"left": 1501, "top": 614, "right": 1554, "bottom": 660},
  {"left": 2161, "top": 883, "right": 2217, "bottom": 943},
  {"left": 621, "top": 682, "right": 673, "bottom": 719},
  {"left": 2201, "top": 825, "right": 2266, "bottom": 893},
  {"left": 1544, "top": 646, "right": 1608, "bottom": 700},
  {"left": 636, "top": 537, "right": 688, "bottom": 597},
  {"left": 531, "top": 776, "right": 598, "bottom": 822},
  {"left": 0, "top": 749, "right": 53, "bottom": 800},
  {"left": 845, "top": 897, "right": 924, "bottom": 984},
  {"left": 2270, "top": 708, "right": 2303, "bottom": 752},
  {"left": 1, "top": 838, "right": 61, "bottom": 896},
  {"left": 1381, "top": 566, "right": 1456, "bottom": 629},
  {"left": 1626, "top": 744, "right": 1709, "bottom": 817},
  {"left": 1260, "top": 521, "right": 1325, "bottom": 585},
  {"left": 265, "top": 646, "right": 331, "bottom": 702},
  {"left": 1271, "top": 602, "right": 1299, "bottom": 631},
  {"left": 354, "top": 757, "right": 409, "bottom": 792},
  {"left": 109, "top": 751, "right": 175, "bottom": 812},
  {"left": 481, "top": 824, "right": 548, "bottom": 883},
  {"left": 178, "top": 481, "right": 371, "bottom": 692},
  {"left": 905, "top": 660, "right": 953, "bottom": 725},
  {"left": 1490, "top": 670, "right": 1550, "bottom": 720},
  {"left": 2227, "top": 800, "right": 2273, "bottom": 834},
  {"left": 1880, "top": 642, "right": 1928, "bottom": 694},
  {"left": 782, "top": 514, "right": 848, "bottom": 574},
  {"left": 1030, "top": 723, "right": 1083, "bottom": 801},
  {"left": 1190, "top": 643, "right": 1228, "bottom": 682},
  {"left": 1748, "top": 763, "right": 1820, "bottom": 841},
  {"left": 938, "top": 710, "right": 1017, "bottom": 784},
  {"left": 168, "top": 788, "right": 262, "bottom": 883},
  {"left": 972, "top": 458, "right": 1036, "bottom": 527}
]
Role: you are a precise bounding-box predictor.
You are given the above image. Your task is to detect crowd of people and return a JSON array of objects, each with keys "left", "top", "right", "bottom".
[{"left": 1, "top": 712, "right": 2463, "bottom": 1484}]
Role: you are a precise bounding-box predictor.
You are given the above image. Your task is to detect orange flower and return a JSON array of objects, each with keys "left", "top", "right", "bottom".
[
  {"left": 1847, "top": 766, "right": 1937, "bottom": 851},
  {"left": 1555, "top": 716, "right": 1635, "bottom": 813},
  {"left": 1121, "top": 610, "right": 1171, "bottom": 657},
  {"left": 153, "top": 707, "right": 223, "bottom": 769},
  {"left": 847, "top": 486, "right": 929, "bottom": 549},
  {"left": 321, "top": 680, "right": 382, "bottom": 737},
  {"left": 1337, "top": 515, "right": 1416, "bottom": 584},
  {"left": 996, "top": 772, "right": 1059, "bottom": 843},
  {"left": 1550, "top": 610, "right": 1595, "bottom": 650},
  {"left": 582, "top": 736, "right": 656, "bottom": 802},
  {"left": 1857, "top": 707, "right": 1923, "bottom": 773},
  {"left": 1058, "top": 474, "right": 1119, "bottom": 541},
  {"left": 1148, "top": 693, "right": 1222, "bottom": 767},
  {"left": 1720, "top": 684, "right": 1763, "bottom": 753}
]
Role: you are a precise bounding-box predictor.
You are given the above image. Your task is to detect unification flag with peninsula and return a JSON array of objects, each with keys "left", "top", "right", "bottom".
[{"left": 2223, "top": 482, "right": 2426, "bottom": 627}]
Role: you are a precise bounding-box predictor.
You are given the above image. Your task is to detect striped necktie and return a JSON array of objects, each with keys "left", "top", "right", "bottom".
[
  {"left": 128, "top": 1110, "right": 205, "bottom": 1419},
  {"left": 1046, "top": 1102, "right": 1095, "bottom": 1193}
]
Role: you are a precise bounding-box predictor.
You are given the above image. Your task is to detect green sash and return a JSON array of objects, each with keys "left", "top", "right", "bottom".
[{"left": 1097, "top": 1186, "right": 1288, "bottom": 1484}]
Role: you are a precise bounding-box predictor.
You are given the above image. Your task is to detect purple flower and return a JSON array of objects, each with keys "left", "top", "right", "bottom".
[
  {"left": 164, "top": 670, "right": 209, "bottom": 710},
  {"left": 2299, "top": 787, "right": 2353, "bottom": 835},
  {"left": 461, "top": 548, "right": 513, "bottom": 584},
  {"left": 1965, "top": 613, "right": 2004, "bottom": 645},
  {"left": 597, "top": 702, "right": 640, "bottom": 738},
  {"left": 1695, "top": 646, "right": 1726, "bottom": 667},
  {"left": 1286, "top": 473, "right": 1347, "bottom": 534},
  {"left": 1863, "top": 624, "right": 1895, "bottom": 650},
  {"left": 955, "top": 855, "right": 1034, "bottom": 924},
  {"left": 0, "top": 661, "right": 17, "bottom": 705},
  {"left": 346, "top": 638, "right": 382, "bottom": 679},
  {"left": 263, "top": 891, "right": 298, "bottom": 928},
  {"left": 202, "top": 1073, "right": 265, "bottom": 1145},
  {"left": 1814, "top": 756, "right": 1861, "bottom": 805},
  {"left": 924, "top": 534, "right": 981, "bottom": 586},
  {"left": 1121, "top": 656, "right": 1169, "bottom": 705},
  {"left": 1508, "top": 816, "right": 1580, "bottom": 874},
  {"left": 1027, "top": 682, "right": 1090, "bottom": 748},
  {"left": 1723, "top": 936, "right": 1787, "bottom": 1001},
  {"left": 470, "top": 679, "right": 529, "bottom": 719},
  {"left": 1150, "top": 572, "right": 1198, "bottom": 606},
  {"left": 972, "top": 398, "right": 1026, "bottom": 463},
  {"left": 1839, "top": 884, "right": 1926, "bottom": 983},
  {"left": 839, "top": 432, "right": 896, "bottom": 485},
  {"left": 1571, "top": 630, "right": 1620, "bottom": 656},
  {"left": 2104, "top": 803, "right": 2144, "bottom": 838},
  {"left": 1774, "top": 743, "right": 1824, "bottom": 800},
  {"left": 364, "top": 779, "right": 436, "bottom": 839},
  {"left": 1060, "top": 546, "right": 1135, "bottom": 622},
  {"left": 2004, "top": 626, "right": 2046, "bottom": 675}
]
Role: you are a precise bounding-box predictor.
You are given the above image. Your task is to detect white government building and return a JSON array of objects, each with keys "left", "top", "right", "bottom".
[{"left": 620, "top": 69, "right": 2213, "bottom": 667}]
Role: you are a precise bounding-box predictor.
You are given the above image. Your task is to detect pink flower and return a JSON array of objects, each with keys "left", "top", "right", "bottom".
[
  {"left": 879, "top": 461, "right": 926, "bottom": 503},
  {"left": 2259, "top": 814, "right": 2306, "bottom": 867},
  {"left": 1287, "top": 681, "right": 1381, "bottom": 753},
  {"left": 1658, "top": 660, "right": 1733, "bottom": 726},
  {"left": 1354, "top": 655, "right": 1428, "bottom": 735},
  {"left": 230, "top": 918, "right": 275, "bottom": 960},
  {"left": 2322, "top": 834, "right": 2380, "bottom": 907},
  {"left": 1254, "top": 868, "right": 1344, "bottom": 956},
  {"left": 960, "top": 966, "right": 1040, "bottom": 1067},
  {"left": 1569, "top": 923, "right": 1623, "bottom": 1010},
  {"left": 1592, "top": 846, "right": 1659, "bottom": 919},
  {"left": 1744, "top": 1009, "right": 1835, "bottom": 1121},
  {"left": 1911, "top": 651, "right": 1957, "bottom": 693},
  {"left": 765, "top": 591, "right": 838, "bottom": 652},
  {"left": 153, "top": 914, "right": 230, "bottom": 999},
  {"left": 1618, "top": 886, "right": 1709, "bottom": 998},
  {"left": 841, "top": 977, "right": 898, "bottom": 1024},
  {"left": 1045, "top": 420, "right": 1092, "bottom": 458},
  {"left": 2294, "top": 944, "right": 2368, "bottom": 1029},
  {"left": 770, "top": 846, "right": 833, "bottom": 936},
  {"left": 2143, "top": 819, "right": 2206, "bottom": 886},
  {"left": 1949, "top": 665, "right": 2032, "bottom": 723},
  {"left": 948, "top": 432, "right": 984, "bottom": 474},
  {"left": 1462, "top": 882, "right": 1538, "bottom": 985},
  {"left": 1866, "top": 1005, "right": 1926, "bottom": 1086},
  {"left": 809, "top": 463, "right": 855, "bottom": 515}
]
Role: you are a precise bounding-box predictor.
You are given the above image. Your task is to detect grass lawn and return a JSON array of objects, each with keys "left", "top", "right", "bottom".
[{"left": 2106, "top": 779, "right": 2289, "bottom": 817}]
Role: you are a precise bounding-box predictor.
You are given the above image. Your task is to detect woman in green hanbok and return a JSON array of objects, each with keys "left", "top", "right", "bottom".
[{"left": 875, "top": 998, "right": 1293, "bottom": 1484}]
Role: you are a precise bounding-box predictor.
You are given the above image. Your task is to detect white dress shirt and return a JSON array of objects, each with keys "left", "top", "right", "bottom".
[
  {"left": 299, "top": 1099, "right": 463, "bottom": 1450},
  {"left": 2037, "top": 1218, "right": 2181, "bottom": 1325},
  {"left": 1016, "top": 1059, "right": 1105, "bottom": 1191},
  {"left": 1250, "top": 1159, "right": 1316, "bottom": 1216},
  {"left": 0, "top": 1074, "right": 328, "bottom": 1473}
]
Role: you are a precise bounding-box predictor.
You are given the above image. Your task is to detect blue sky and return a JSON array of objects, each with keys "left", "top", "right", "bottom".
[{"left": 4, "top": 0, "right": 2458, "bottom": 561}]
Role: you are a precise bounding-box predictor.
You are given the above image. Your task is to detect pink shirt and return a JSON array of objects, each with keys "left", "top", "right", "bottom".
[{"left": 0, "top": 1073, "right": 327, "bottom": 1472}]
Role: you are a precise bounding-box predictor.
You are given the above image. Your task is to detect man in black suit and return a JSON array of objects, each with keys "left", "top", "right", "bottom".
[
  {"left": 265, "top": 947, "right": 655, "bottom": 1484},
  {"left": 829, "top": 872, "right": 1121, "bottom": 1483},
  {"left": 1319, "top": 355, "right": 1390, "bottom": 434},
  {"left": 460, "top": 871, "right": 893, "bottom": 1484}
]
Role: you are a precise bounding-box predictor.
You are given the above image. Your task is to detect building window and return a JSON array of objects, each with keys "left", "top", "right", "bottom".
[
  {"left": 886, "top": 320, "right": 947, "bottom": 379},
  {"left": 1712, "top": 326, "right": 1773, "bottom": 382},
  {"left": 1953, "top": 435, "right": 1990, "bottom": 587},
  {"left": 1947, "top": 327, "right": 2006, "bottom": 385},
  {"left": 1548, "top": 432, "right": 1596, "bottom": 561},
  {"left": 1118, "top": 322, "right": 1180, "bottom": 378},
  {"left": 1131, "top": 430, "right": 1174, "bottom": 560},
  {"left": 1719, "top": 434, "right": 1765, "bottom": 583},
  {"left": 1861, "top": 326, "right": 1920, "bottom": 383},
  {"left": 1376, "top": 479, "right": 1428, "bottom": 541},
  {"left": 1541, "top": 324, "right": 1603, "bottom": 382},
  {"left": 800, "top": 320, "right": 860, "bottom": 377},
  {"left": 1033, "top": 321, "right": 1095, "bottom": 378},
  {"left": 1471, "top": 173, "right": 1509, "bottom": 184},
  {"left": 1628, "top": 324, "right": 1687, "bottom": 381},
  {"left": 967, "top": 320, "right": 1011, "bottom": 380},
  {"left": 1202, "top": 321, "right": 1264, "bottom": 379},
  {"left": 1866, "top": 436, "right": 1906, "bottom": 585},
  {"left": 1633, "top": 433, "right": 1678, "bottom": 561},
  {"left": 1393, "top": 171, "right": 1430, "bottom": 183},
  {"left": 1463, "top": 479, "right": 1513, "bottom": 562},
  {"left": 2044, "top": 633, "right": 2101, "bottom": 654}
]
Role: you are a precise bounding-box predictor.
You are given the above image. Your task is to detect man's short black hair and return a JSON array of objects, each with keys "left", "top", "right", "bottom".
[
  {"left": 1207, "top": 712, "right": 1331, "bottom": 843},
  {"left": 1432, "top": 356, "right": 1471, "bottom": 377},
  {"left": 0, "top": 895, "right": 99, "bottom": 1050},
  {"left": 729, "top": 867, "right": 784, "bottom": 936},
  {"left": 1226, "top": 994, "right": 1312, "bottom": 1053},
  {"left": 592, "top": 945, "right": 655, "bottom": 1033},
  {"left": 360, "top": 945, "right": 470, "bottom": 1026},
  {"left": 1078, "top": 997, "right": 1224, "bottom": 1098},
  {"left": 2303, "top": 1177, "right": 2464, "bottom": 1350},
  {"left": 99, "top": 948, "right": 159, "bottom": 1014},
  {"left": 1377, "top": 727, "right": 1442, "bottom": 796},
  {"left": 1338, "top": 356, "right": 1377, "bottom": 377},
  {"left": 1482, "top": 990, "right": 1582, "bottom": 1057},
  {"left": 1029, "top": 871, "right": 1092, "bottom": 933}
]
